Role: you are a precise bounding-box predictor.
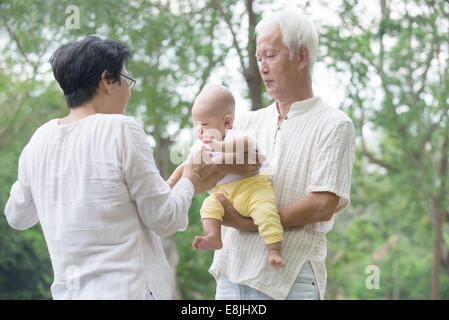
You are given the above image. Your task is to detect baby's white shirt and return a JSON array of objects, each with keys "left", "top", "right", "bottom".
[{"left": 189, "top": 127, "right": 269, "bottom": 187}]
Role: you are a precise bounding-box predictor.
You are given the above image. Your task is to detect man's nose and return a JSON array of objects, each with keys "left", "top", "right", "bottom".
[{"left": 259, "top": 60, "right": 269, "bottom": 74}]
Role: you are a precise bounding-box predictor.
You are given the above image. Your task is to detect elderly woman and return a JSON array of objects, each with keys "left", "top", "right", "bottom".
[{"left": 3, "top": 36, "right": 251, "bottom": 300}]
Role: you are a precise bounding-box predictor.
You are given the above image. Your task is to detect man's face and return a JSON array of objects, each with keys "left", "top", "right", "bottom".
[{"left": 256, "top": 24, "right": 301, "bottom": 100}]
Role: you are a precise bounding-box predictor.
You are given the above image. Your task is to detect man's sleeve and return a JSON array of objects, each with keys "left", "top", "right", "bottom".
[
  {"left": 306, "top": 120, "right": 356, "bottom": 212},
  {"left": 233, "top": 111, "right": 251, "bottom": 131}
]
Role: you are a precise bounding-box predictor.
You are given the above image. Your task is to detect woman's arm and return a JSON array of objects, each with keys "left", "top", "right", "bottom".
[
  {"left": 120, "top": 118, "right": 219, "bottom": 236},
  {"left": 166, "top": 164, "right": 184, "bottom": 189},
  {"left": 4, "top": 148, "right": 38, "bottom": 230},
  {"left": 5, "top": 181, "right": 38, "bottom": 230}
]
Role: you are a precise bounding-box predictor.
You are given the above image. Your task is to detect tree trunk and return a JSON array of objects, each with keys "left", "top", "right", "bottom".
[
  {"left": 429, "top": 196, "right": 444, "bottom": 300},
  {"left": 244, "top": 69, "right": 263, "bottom": 111},
  {"left": 244, "top": 0, "right": 263, "bottom": 111},
  {"left": 161, "top": 236, "right": 182, "bottom": 299},
  {"left": 213, "top": 0, "right": 263, "bottom": 111},
  {"left": 431, "top": 208, "right": 443, "bottom": 300},
  {"left": 430, "top": 126, "right": 448, "bottom": 299},
  {"left": 155, "top": 136, "right": 182, "bottom": 299},
  {"left": 155, "top": 137, "right": 171, "bottom": 179}
]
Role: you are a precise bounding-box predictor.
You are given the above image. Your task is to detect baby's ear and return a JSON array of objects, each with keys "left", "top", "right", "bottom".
[{"left": 224, "top": 114, "right": 234, "bottom": 129}]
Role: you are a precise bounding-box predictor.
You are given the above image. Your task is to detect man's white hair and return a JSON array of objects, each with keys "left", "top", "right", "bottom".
[{"left": 255, "top": 8, "right": 319, "bottom": 72}]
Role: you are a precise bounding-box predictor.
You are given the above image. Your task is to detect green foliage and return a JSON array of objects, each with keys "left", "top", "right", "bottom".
[
  {"left": 0, "top": 139, "right": 53, "bottom": 299},
  {"left": 0, "top": 217, "right": 52, "bottom": 299},
  {"left": 322, "top": 0, "right": 449, "bottom": 299},
  {"left": 1, "top": 0, "right": 448, "bottom": 300},
  {"left": 176, "top": 193, "right": 216, "bottom": 300}
]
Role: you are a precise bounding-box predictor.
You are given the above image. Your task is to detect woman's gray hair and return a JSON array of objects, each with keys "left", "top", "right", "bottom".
[{"left": 255, "top": 8, "right": 319, "bottom": 73}]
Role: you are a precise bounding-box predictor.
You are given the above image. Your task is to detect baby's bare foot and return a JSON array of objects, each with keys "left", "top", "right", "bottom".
[
  {"left": 268, "top": 251, "right": 285, "bottom": 267},
  {"left": 192, "top": 235, "right": 223, "bottom": 250}
]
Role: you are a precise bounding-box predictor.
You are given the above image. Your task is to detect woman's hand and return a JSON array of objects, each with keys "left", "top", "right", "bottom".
[
  {"left": 216, "top": 193, "right": 258, "bottom": 232},
  {"left": 182, "top": 147, "right": 226, "bottom": 194}
]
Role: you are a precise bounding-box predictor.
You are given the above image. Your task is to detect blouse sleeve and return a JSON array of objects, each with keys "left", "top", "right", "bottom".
[
  {"left": 119, "top": 117, "right": 194, "bottom": 237},
  {"left": 4, "top": 146, "right": 39, "bottom": 230},
  {"left": 306, "top": 120, "right": 356, "bottom": 212}
]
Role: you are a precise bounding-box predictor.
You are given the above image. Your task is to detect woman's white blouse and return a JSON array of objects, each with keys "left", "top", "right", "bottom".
[{"left": 4, "top": 114, "right": 194, "bottom": 299}]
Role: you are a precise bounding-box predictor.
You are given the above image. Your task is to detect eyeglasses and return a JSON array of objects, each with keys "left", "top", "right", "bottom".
[{"left": 120, "top": 73, "right": 136, "bottom": 89}]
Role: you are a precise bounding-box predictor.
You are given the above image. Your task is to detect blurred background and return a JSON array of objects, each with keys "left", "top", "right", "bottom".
[{"left": 0, "top": 0, "right": 448, "bottom": 299}]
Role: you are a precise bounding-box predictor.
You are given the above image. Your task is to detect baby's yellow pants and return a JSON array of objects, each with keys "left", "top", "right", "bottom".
[{"left": 200, "top": 175, "right": 283, "bottom": 244}]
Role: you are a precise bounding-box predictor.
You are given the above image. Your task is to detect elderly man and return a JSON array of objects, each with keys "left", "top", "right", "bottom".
[{"left": 210, "top": 9, "right": 356, "bottom": 300}]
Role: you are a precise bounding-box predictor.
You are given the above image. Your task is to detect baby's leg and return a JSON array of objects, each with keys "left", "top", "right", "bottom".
[
  {"left": 193, "top": 218, "right": 223, "bottom": 250},
  {"left": 251, "top": 207, "right": 285, "bottom": 267},
  {"left": 244, "top": 179, "right": 284, "bottom": 267},
  {"left": 266, "top": 241, "right": 284, "bottom": 267},
  {"left": 195, "top": 191, "right": 227, "bottom": 250}
]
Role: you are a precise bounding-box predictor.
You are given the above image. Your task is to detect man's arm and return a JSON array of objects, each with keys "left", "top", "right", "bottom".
[
  {"left": 218, "top": 191, "right": 340, "bottom": 231},
  {"left": 278, "top": 192, "right": 340, "bottom": 228},
  {"left": 208, "top": 136, "right": 254, "bottom": 154},
  {"left": 212, "top": 143, "right": 263, "bottom": 176}
]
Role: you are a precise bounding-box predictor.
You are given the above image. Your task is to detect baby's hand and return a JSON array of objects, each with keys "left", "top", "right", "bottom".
[
  {"left": 201, "top": 136, "right": 214, "bottom": 152},
  {"left": 204, "top": 139, "right": 222, "bottom": 152},
  {"left": 201, "top": 135, "right": 213, "bottom": 144}
]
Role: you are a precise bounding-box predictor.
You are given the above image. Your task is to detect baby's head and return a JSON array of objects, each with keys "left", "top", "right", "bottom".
[{"left": 192, "top": 84, "right": 235, "bottom": 142}]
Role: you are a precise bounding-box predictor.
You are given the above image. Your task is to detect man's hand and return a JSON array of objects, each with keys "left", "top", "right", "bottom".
[
  {"left": 182, "top": 147, "right": 225, "bottom": 194},
  {"left": 216, "top": 193, "right": 258, "bottom": 232},
  {"left": 203, "top": 138, "right": 222, "bottom": 152},
  {"left": 212, "top": 150, "right": 265, "bottom": 177}
]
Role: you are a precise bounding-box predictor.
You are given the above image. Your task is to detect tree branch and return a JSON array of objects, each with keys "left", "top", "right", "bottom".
[
  {"left": 211, "top": 0, "right": 246, "bottom": 72},
  {"left": 246, "top": 0, "right": 257, "bottom": 67},
  {"left": 0, "top": 93, "right": 29, "bottom": 144},
  {"left": 354, "top": 68, "right": 399, "bottom": 174},
  {"left": 178, "top": 7, "right": 229, "bottom": 129},
  {"left": 1, "top": 12, "right": 32, "bottom": 66}
]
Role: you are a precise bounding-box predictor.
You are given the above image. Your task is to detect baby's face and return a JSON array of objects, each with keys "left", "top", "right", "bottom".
[{"left": 192, "top": 104, "right": 228, "bottom": 142}]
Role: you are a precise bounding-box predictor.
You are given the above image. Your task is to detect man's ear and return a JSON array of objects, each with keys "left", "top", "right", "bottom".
[
  {"left": 296, "top": 45, "right": 310, "bottom": 70},
  {"left": 99, "top": 70, "right": 113, "bottom": 94},
  {"left": 224, "top": 114, "right": 234, "bottom": 129}
]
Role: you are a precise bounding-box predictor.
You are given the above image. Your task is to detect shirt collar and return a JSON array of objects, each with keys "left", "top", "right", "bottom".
[
  {"left": 269, "top": 96, "right": 321, "bottom": 121},
  {"left": 288, "top": 96, "right": 321, "bottom": 114}
]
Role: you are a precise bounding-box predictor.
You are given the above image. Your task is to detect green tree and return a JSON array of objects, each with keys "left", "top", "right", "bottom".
[
  {"left": 0, "top": 1, "right": 68, "bottom": 299},
  {"left": 321, "top": 0, "right": 449, "bottom": 299}
]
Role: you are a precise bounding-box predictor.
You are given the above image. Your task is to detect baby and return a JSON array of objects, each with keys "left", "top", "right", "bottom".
[{"left": 167, "top": 85, "right": 284, "bottom": 267}]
